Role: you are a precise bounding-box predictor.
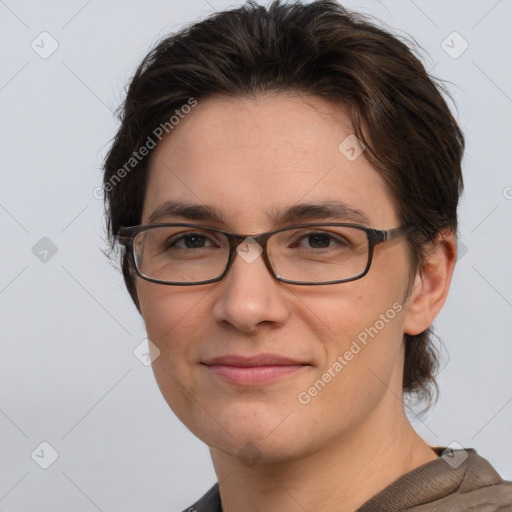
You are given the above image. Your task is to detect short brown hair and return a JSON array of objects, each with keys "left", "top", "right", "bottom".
[{"left": 102, "top": 0, "right": 464, "bottom": 409}]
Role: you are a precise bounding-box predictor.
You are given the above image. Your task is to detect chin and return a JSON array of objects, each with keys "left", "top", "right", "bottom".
[
  {"left": 189, "top": 403, "right": 315, "bottom": 464},
  {"left": 208, "top": 432, "right": 305, "bottom": 466}
]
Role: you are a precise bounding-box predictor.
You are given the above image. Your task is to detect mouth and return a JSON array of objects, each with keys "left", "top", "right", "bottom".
[{"left": 201, "top": 354, "right": 310, "bottom": 386}]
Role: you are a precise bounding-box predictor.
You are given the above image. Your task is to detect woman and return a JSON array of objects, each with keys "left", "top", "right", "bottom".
[{"left": 103, "top": 1, "right": 512, "bottom": 510}]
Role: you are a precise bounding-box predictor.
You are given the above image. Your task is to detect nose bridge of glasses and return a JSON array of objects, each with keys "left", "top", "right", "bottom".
[
  {"left": 223, "top": 231, "right": 277, "bottom": 282},
  {"left": 227, "top": 231, "right": 271, "bottom": 247}
]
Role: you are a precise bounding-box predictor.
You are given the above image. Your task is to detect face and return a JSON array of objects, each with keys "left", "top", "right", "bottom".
[{"left": 137, "top": 93, "right": 416, "bottom": 463}]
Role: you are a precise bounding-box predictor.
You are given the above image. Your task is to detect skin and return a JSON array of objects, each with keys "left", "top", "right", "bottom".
[{"left": 136, "top": 93, "right": 457, "bottom": 512}]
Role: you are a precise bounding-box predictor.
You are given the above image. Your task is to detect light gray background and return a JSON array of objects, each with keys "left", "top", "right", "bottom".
[{"left": 1, "top": 0, "right": 511, "bottom": 510}]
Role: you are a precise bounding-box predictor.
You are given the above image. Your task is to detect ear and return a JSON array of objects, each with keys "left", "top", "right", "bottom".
[{"left": 403, "top": 231, "right": 457, "bottom": 336}]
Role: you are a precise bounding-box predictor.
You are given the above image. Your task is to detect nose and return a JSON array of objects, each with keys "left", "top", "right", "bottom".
[{"left": 211, "top": 244, "right": 291, "bottom": 333}]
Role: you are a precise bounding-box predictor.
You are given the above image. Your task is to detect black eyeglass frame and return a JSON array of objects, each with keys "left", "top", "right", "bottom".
[{"left": 117, "top": 222, "right": 418, "bottom": 286}]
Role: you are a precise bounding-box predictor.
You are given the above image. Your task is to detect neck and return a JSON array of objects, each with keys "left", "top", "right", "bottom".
[{"left": 210, "top": 395, "right": 438, "bottom": 512}]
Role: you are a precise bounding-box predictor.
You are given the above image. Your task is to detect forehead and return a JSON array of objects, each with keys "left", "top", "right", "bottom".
[{"left": 143, "top": 93, "right": 398, "bottom": 230}]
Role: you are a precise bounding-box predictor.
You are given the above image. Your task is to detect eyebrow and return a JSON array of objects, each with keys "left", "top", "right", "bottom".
[
  {"left": 147, "top": 201, "right": 225, "bottom": 224},
  {"left": 146, "top": 200, "right": 371, "bottom": 227},
  {"left": 273, "top": 201, "right": 371, "bottom": 226}
]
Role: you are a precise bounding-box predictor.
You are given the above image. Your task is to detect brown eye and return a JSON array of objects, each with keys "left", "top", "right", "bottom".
[{"left": 306, "top": 233, "right": 333, "bottom": 249}]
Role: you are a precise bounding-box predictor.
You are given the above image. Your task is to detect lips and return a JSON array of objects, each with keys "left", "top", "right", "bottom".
[{"left": 202, "top": 353, "right": 309, "bottom": 385}]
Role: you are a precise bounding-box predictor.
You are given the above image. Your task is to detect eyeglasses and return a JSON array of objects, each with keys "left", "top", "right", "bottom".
[{"left": 116, "top": 222, "right": 417, "bottom": 286}]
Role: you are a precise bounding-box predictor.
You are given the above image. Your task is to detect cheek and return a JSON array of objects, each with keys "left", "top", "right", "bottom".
[
  {"left": 302, "top": 272, "right": 406, "bottom": 350},
  {"left": 138, "top": 281, "right": 209, "bottom": 343},
  {"left": 137, "top": 282, "right": 211, "bottom": 378},
  {"left": 297, "top": 277, "right": 407, "bottom": 405},
  {"left": 137, "top": 282, "right": 216, "bottom": 426}
]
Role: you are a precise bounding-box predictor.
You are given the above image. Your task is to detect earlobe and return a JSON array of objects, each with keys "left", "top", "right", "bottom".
[{"left": 403, "top": 231, "right": 457, "bottom": 336}]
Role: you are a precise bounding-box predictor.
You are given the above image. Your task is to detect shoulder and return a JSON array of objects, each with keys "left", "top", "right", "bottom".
[
  {"left": 182, "top": 483, "right": 221, "bottom": 512},
  {"left": 358, "top": 447, "right": 512, "bottom": 511}
]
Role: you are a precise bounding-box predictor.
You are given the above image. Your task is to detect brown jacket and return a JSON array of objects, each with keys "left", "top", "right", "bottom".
[{"left": 183, "top": 447, "right": 512, "bottom": 511}]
